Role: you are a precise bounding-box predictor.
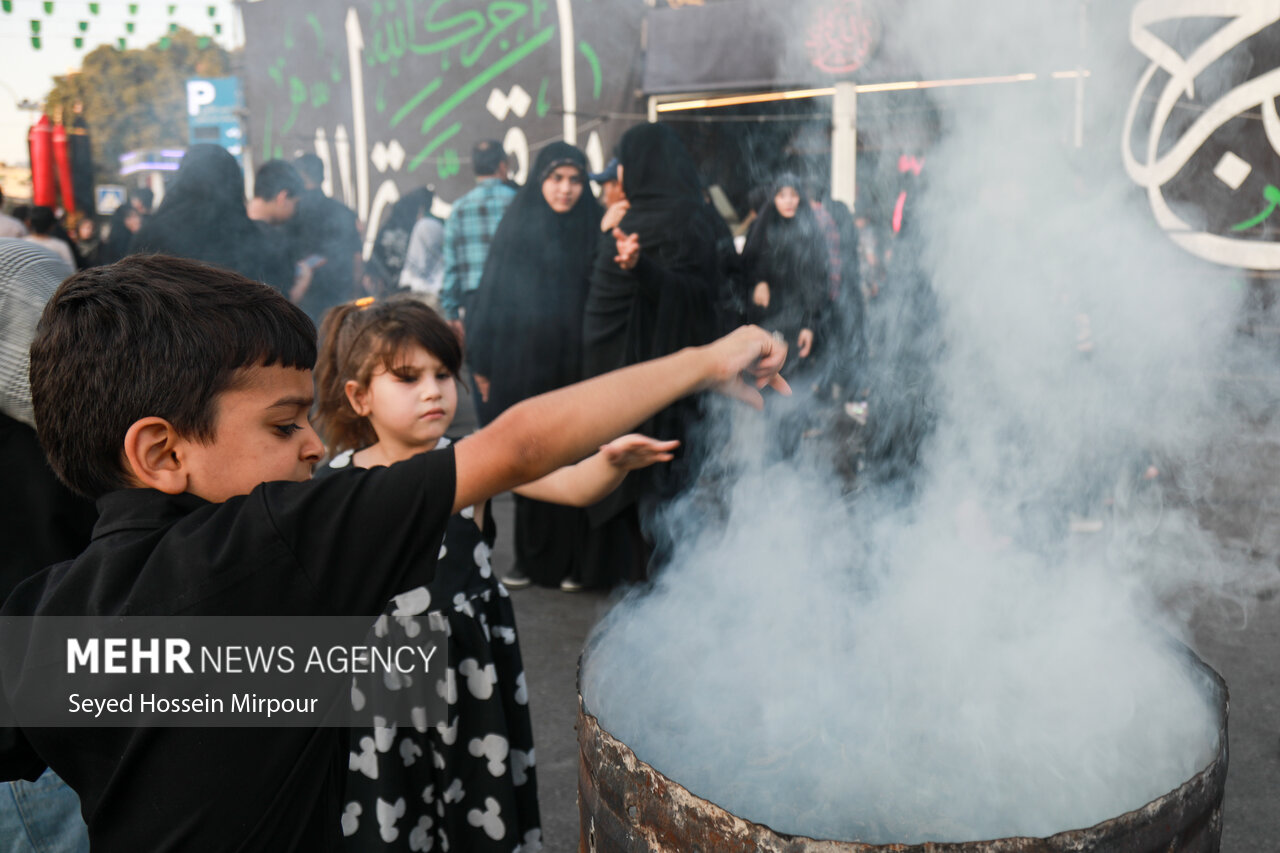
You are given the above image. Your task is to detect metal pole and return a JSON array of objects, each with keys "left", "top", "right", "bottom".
[
  {"left": 1074, "top": 0, "right": 1087, "bottom": 149},
  {"left": 831, "top": 81, "right": 857, "bottom": 209}
]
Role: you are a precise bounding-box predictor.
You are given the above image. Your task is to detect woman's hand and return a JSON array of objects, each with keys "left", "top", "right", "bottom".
[
  {"left": 797, "top": 328, "right": 814, "bottom": 359},
  {"left": 601, "top": 200, "right": 630, "bottom": 233},
  {"left": 612, "top": 228, "right": 641, "bottom": 271},
  {"left": 474, "top": 374, "right": 491, "bottom": 403},
  {"left": 599, "top": 435, "right": 680, "bottom": 471},
  {"left": 752, "top": 281, "right": 771, "bottom": 309}
]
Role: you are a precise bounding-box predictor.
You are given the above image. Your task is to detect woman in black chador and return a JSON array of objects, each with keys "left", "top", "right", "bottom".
[
  {"left": 579, "top": 122, "right": 723, "bottom": 589},
  {"left": 365, "top": 187, "right": 434, "bottom": 296},
  {"left": 739, "top": 174, "right": 831, "bottom": 377},
  {"left": 130, "top": 144, "right": 285, "bottom": 292},
  {"left": 467, "top": 142, "right": 602, "bottom": 588}
]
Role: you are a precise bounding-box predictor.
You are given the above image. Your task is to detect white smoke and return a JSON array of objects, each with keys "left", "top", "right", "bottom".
[{"left": 583, "top": 0, "right": 1258, "bottom": 844}]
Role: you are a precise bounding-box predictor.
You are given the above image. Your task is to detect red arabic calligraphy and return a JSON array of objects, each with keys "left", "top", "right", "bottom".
[{"left": 805, "top": 0, "right": 877, "bottom": 75}]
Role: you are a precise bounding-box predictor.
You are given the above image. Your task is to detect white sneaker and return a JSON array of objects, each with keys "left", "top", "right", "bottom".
[
  {"left": 559, "top": 578, "right": 585, "bottom": 593},
  {"left": 501, "top": 572, "right": 532, "bottom": 590}
]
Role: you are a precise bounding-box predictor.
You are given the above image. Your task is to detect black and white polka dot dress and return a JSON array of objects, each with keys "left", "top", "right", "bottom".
[{"left": 325, "top": 443, "right": 542, "bottom": 852}]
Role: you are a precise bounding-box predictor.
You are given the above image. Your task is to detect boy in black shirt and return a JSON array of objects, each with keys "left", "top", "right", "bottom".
[{"left": 0, "top": 255, "right": 787, "bottom": 851}]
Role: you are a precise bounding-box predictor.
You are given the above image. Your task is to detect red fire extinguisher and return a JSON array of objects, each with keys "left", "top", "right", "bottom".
[
  {"left": 28, "top": 115, "right": 55, "bottom": 208},
  {"left": 52, "top": 119, "right": 76, "bottom": 217}
]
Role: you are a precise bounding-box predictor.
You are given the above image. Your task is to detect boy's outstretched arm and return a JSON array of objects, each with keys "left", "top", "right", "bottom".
[
  {"left": 513, "top": 434, "right": 679, "bottom": 507},
  {"left": 452, "top": 326, "right": 788, "bottom": 513}
]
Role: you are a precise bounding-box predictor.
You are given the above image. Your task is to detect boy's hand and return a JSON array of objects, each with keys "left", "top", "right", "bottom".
[
  {"left": 704, "top": 326, "right": 791, "bottom": 409},
  {"left": 599, "top": 435, "right": 680, "bottom": 471}
]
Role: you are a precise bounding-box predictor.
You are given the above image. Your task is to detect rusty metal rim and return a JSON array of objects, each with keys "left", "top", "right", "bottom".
[{"left": 578, "top": 646, "right": 1229, "bottom": 851}]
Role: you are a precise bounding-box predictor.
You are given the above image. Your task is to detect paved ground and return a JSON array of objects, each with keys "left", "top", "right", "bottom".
[{"left": 1193, "top": 592, "right": 1280, "bottom": 853}]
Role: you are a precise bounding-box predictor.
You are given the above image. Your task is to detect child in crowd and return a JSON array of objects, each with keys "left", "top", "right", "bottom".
[
  {"left": 0, "top": 255, "right": 788, "bottom": 853},
  {"left": 315, "top": 298, "right": 678, "bottom": 852}
]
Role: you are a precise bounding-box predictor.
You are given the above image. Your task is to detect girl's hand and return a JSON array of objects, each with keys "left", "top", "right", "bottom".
[
  {"left": 752, "top": 281, "right": 771, "bottom": 309},
  {"left": 600, "top": 435, "right": 680, "bottom": 471},
  {"left": 797, "top": 328, "right": 814, "bottom": 358},
  {"left": 474, "top": 374, "right": 491, "bottom": 403},
  {"left": 613, "top": 228, "right": 641, "bottom": 270},
  {"left": 601, "top": 200, "right": 630, "bottom": 233}
]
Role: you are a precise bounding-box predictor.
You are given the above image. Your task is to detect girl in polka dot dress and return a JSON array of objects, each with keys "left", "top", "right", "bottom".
[{"left": 314, "top": 298, "right": 676, "bottom": 852}]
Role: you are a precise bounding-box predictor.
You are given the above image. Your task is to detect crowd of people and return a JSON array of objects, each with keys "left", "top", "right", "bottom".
[
  {"left": 4, "top": 127, "right": 884, "bottom": 594},
  {"left": 0, "top": 121, "right": 923, "bottom": 853}
]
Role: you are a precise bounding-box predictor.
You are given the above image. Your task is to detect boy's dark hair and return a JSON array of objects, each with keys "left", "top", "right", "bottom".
[
  {"left": 293, "top": 153, "right": 325, "bottom": 187},
  {"left": 11, "top": 204, "right": 30, "bottom": 225},
  {"left": 254, "top": 159, "right": 304, "bottom": 201},
  {"left": 133, "top": 188, "right": 154, "bottom": 211},
  {"left": 471, "top": 140, "right": 506, "bottom": 178},
  {"left": 315, "top": 297, "right": 461, "bottom": 454},
  {"left": 29, "top": 206, "right": 56, "bottom": 236},
  {"left": 30, "top": 254, "right": 317, "bottom": 498}
]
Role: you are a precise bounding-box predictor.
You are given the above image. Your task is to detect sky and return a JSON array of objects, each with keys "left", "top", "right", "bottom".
[{"left": 0, "top": 0, "right": 245, "bottom": 165}]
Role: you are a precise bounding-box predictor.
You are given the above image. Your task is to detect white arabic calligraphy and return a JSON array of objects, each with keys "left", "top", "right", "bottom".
[{"left": 1123, "top": 0, "right": 1280, "bottom": 268}]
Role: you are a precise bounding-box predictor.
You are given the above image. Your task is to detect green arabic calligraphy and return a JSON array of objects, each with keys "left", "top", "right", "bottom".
[
  {"left": 366, "top": 0, "right": 534, "bottom": 77},
  {"left": 264, "top": 13, "right": 344, "bottom": 145},
  {"left": 578, "top": 40, "right": 601, "bottom": 100},
  {"left": 260, "top": 1, "right": 605, "bottom": 178},
  {"left": 1231, "top": 184, "right": 1280, "bottom": 232}
]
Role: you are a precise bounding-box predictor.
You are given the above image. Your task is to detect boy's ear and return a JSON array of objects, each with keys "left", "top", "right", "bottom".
[
  {"left": 345, "top": 380, "right": 371, "bottom": 416},
  {"left": 122, "top": 417, "right": 189, "bottom": 495}
]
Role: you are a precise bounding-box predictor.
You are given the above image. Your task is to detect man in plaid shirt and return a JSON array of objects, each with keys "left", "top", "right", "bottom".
[{"left": 441, "top": 139, "right": 517, "bottom": 338}]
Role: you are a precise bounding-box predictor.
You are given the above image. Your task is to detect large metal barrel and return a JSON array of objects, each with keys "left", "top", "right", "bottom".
[{"left": 577, "top": 653, "right": 1228, "bottom": 853}]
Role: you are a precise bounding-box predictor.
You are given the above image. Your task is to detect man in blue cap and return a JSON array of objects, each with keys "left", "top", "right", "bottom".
[{"left": 590, "top": 157, "right": 623, "bottom": 209}]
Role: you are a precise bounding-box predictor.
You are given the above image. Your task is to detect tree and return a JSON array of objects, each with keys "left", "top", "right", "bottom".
[{"left": 44, "top": 28, "right": 233, "bottom": 187}]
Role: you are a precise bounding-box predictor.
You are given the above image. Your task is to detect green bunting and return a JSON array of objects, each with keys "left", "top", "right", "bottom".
[
  {"left": 78, "top": 21, "right": 87, "bottom": 31},
  {"left": 2, "top": 1, "right": 12, "bottom": 13},
  {"left": 128, "top": 4, "right": 137, "bottom": 14},
  {"left": 214, "top": 23, "right": 221, "bottom": 34},
  {"left": 198, "top": 36, "right": 210, "bottom": 48},
  {"left": 31, "top": 36, "right": 40, "bottom": 49},
  {"left": 117, "top": 37, "right": 126, "bottom": 49},
  {"left": 167, "top": 4, "right": 176, "bottom": 14},
  {"left": 43, "top": 2, "right": 53, "bottom": 13},
  {"left": 74, "top": 36, "right": 83, "bottom": 48},
  {"left": 208, "top": 5, "right": 216, "bottom": 16},
  {"left": 29, "top": 19, "right": 40, "bottom": 33},
  {"left": 89, "top": 2, "right": 99, "bottom": 13},
  {"left": 158, "top": 36, "right": 170, "bottom": 49}
]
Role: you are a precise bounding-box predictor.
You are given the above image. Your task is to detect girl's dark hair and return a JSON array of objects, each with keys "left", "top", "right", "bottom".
[{"left": 314, "top": 296, "right": 462, "bottom": 454}]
